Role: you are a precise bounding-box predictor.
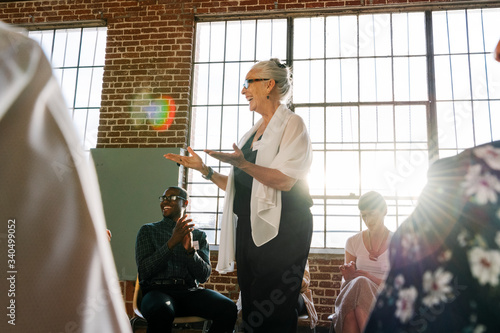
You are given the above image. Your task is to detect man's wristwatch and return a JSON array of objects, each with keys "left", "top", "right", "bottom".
[{"left": 202, "top": 166, "right": 214, "bottom": 180}]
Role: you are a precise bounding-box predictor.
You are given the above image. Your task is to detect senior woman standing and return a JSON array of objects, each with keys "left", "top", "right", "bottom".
[{"left": 165, "top": 59, "right": 313, "bottom": 332}]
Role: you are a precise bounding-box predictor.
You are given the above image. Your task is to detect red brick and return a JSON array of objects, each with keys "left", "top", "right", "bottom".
[
  {"left": 318, "top": 265, "right": 337, "bottom": 272},
  {"left": 111, "top": 138, "right": 128, "bottom": 143}
]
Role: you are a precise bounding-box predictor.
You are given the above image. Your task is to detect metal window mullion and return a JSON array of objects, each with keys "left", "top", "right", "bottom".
[
  {"left": 479, "top": 9, "right": 494, "bottom": 141},
  {"left": 308, "top": 19, "right": 313, "bottom": 109},
  {"left": 71, "top": 29, "right": 84, "bottom": 127},
  {"left": 60, "top": 30, "right": 71, "bottom": 117},
  {"left": 254, "top": 19, "right": 258, "bottom": 61},
  {"left": 464, "top": 10, "right": 477, "bottom": 147},
  {"left": 214, "top": 22, "right": 230, "bottom": 245},
  {"left": 49, "top": 30, "right": 56, "bottom": 65},
  {"left": 338, "top": 18, "right": 343, "bottom": 107},
  {"left": 322, "top": 18, "right": 329, "bottom": 247},
  {"left": 236, "top": 21, "right": 246, "bottom": 141},
  {"left": 201, "top": 26, "right": 212, "bottom": 233},
  {"left": 82, "top": 29, "right": 101, "bottom": 148},
  {"left": 399, "top": 13, "right": 412, "bottom": 226},
  {"left": 444, "top": 11, "right": 460, "bottom": 154},
  {"left": 205, "top": 23, "right": 212, "bottom": 154},
  {"left": 425, "top": 11, "right": 439, "bottom": 163},
  {"left": 390, "top": 13, "right": 399, "bottom": 206},
  {"left": 356, "top": 15, "right": 363, "bottom": 233},
  {"left": 270, "top": 19, "right": 273, "bottom": 58},
  {"left": 323, "top": 105, "right": 328, "bottom": 247}
]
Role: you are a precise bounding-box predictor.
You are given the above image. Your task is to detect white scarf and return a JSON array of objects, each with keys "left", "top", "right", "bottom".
[{"left": 216, "top": 105, "right": 312, "bottom": 273}]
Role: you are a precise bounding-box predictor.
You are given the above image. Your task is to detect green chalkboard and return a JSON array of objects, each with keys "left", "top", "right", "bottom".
[{"left": 91, "top": 148, "right": 184, "bottom": 280}]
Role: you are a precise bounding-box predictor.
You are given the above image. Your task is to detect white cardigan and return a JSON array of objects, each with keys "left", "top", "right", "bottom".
[{"left": 216, "top": 105, "right": 312, "bottom": 273}]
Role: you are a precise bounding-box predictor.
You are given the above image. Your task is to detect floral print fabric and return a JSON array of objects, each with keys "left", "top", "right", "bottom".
[{"left": 365, "top": 141, "right": 500, "bottom": 333}]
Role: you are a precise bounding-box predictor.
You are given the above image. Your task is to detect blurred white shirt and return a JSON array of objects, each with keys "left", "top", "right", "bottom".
[{"left": 0, "top": 22, "right": 131, "bottom": 333}]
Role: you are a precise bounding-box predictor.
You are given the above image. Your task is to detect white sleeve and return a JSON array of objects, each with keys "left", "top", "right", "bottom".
[
  {"left": 345, "top": 234, "right": 357, "bottom": 256},
  {"left": 0, "top": 23, "right": 132, "bottom": 333},
  {"left": 271, "top": 114, "right": 312, "bottom": 180}
]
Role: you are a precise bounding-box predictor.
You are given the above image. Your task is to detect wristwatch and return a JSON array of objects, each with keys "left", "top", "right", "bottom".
[{"left": 202, "top": 166, "right": 214, "bottom": 180}]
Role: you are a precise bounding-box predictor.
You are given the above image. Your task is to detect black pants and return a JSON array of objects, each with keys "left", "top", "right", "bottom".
[
  {"left": 141, "top": 286, "right": 237, "bottom": 333},
  {"left": 236, "top": 211, "right": 313, "bottom": 333},
  {"left": 296, "top": 295, "right": 307, "bottom": 317}
]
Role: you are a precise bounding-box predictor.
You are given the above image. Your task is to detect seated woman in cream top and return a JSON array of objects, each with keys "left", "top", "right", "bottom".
[{"left": 332, "top": 191, "right": 392, "bottom": 333}]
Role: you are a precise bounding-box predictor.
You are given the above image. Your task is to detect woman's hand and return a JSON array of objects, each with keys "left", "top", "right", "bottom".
[
  {"left": 165, "top": 146, "right": 229, "bottom": 191},
  {"left": 339, "top": 261, "right": 357, "bottom": 281},
  {"left": 164, "top": 147, "right": 204, "bottom": 172},
  {"left": 339, "top": 262, "right": 383, "bottom": 286},
  {"left": 205, "top": 143, "right": 247, "bottom": 168}
]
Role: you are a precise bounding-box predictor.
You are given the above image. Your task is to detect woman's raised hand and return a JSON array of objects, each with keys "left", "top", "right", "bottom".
[
  {"left": 164, "top": 146, "right": 204, "bottom": 172},
  {"left": 205, "top": 143, "right": 246, "bottom": 168}
]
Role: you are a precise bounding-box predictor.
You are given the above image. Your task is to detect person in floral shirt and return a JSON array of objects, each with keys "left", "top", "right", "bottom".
[{"left": 364, "top": 140, "right": 500, "bottom": 332}]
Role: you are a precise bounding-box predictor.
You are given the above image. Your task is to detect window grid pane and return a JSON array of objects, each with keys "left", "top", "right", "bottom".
[
  {"left": 190, "top": 7, "right": 500, "bottom": 248},
  {"left": 434, "top": 8, "right": 500, "bottom": 156},
  {"left": 190, "top": 19, "right": 287, "bottom": 244},
  {"left": 28, "top": 27, "right": 107, "bottom": 158}
]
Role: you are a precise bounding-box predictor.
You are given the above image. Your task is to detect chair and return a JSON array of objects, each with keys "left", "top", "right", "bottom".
[
  {"left": 328, "top": 313, "right": 335, "bottom": 333},
  {"left": 130, "top": 275, "right": 210, "bottom": 332},
  {"left": 297, "top": 314, "right": 316, "bottom": 333}
]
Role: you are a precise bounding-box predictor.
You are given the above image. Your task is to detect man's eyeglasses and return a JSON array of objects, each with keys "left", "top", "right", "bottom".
[
  {"left": 243, "top": 78, "right": 270, "bottom": 89},
  {"left": 159, "top": 195, "right": 186, "bottom": 202}
]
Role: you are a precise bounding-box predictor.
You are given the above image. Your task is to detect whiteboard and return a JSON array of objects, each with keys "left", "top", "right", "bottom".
[{"left": 91, "top": 148, "right": 184, "bottom": 280}]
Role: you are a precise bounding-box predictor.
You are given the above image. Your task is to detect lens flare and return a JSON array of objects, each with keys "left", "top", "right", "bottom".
[{"left": 144, "top": 94, "right": 176, "bottom": 131}]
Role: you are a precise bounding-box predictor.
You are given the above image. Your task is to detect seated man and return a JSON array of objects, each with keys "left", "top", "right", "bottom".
[{"left": 135, "top": 186, "right": 237, "bottom": 333}]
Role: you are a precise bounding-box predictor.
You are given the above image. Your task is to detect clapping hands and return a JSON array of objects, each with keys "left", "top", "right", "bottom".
[{"left": 167, "top": 214, "right": 195, "bottom": 252}]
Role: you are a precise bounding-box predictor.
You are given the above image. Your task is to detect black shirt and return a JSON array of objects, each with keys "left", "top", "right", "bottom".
[{"left": 233, "top": 132, "right": 313, "bottom": 218}]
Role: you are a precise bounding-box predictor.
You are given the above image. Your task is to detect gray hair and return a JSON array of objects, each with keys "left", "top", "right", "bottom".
[
  {"left": 251, "top": 58, "right": 292, "bottom": 105},
  {"left": 358, "top": 191, "right": 387, "bottom": 212}
]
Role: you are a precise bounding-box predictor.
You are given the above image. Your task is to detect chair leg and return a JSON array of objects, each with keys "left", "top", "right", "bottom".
[
  {"left": 130, "top": 317, "right": 139, "bottom": 332},
  {"left": 202, "top": 320, "right": 209, "bottom": 333},
  {"left": 130, "top": 316, "right": 148, "bottom": 333}
]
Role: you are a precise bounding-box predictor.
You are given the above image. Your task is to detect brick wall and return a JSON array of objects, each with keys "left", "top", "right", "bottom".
[
  {"left": 0, "top": 0, "right": 474, "bottom": 329},
  {"left": 0, "top": 0, "right": 470, "bottom": 149}
]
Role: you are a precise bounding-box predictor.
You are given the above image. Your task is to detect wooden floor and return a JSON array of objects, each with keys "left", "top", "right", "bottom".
[
  {"left": 131, "top": 320, "right": 330, "bottom": 333},
  {"left": 133, "top": 326, "right": 329, "bottom": 333},
  {"left": 133, "top": 326, "right": 201, "bottom": 333}
]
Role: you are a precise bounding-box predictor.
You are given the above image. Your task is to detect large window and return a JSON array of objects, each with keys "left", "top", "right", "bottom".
[
  {"left": 189, "top": 7, "right": 500, "bottom": 248},
  {"left": 28, "top": 27, "right": 107, "bottom": 156},
  {"left": 432, "top": 10, "right": 500, "bottom": 157},
  {"left": 293, "top": 12, "right": 429, "bottom": 248}
]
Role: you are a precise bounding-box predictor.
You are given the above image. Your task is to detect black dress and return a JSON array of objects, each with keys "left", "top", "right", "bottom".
[{"left": 234, "top": 132, "right": 313, "bottom": 333}]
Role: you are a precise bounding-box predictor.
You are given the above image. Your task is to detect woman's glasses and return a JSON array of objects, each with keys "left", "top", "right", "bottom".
[{"left": 243, "top": 78, "right": 269, "bottom": 89}]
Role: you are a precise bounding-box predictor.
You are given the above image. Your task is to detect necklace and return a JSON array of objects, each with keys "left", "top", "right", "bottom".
[{"left": 367, "top": 229, "right": 389, "bottom": 261}]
